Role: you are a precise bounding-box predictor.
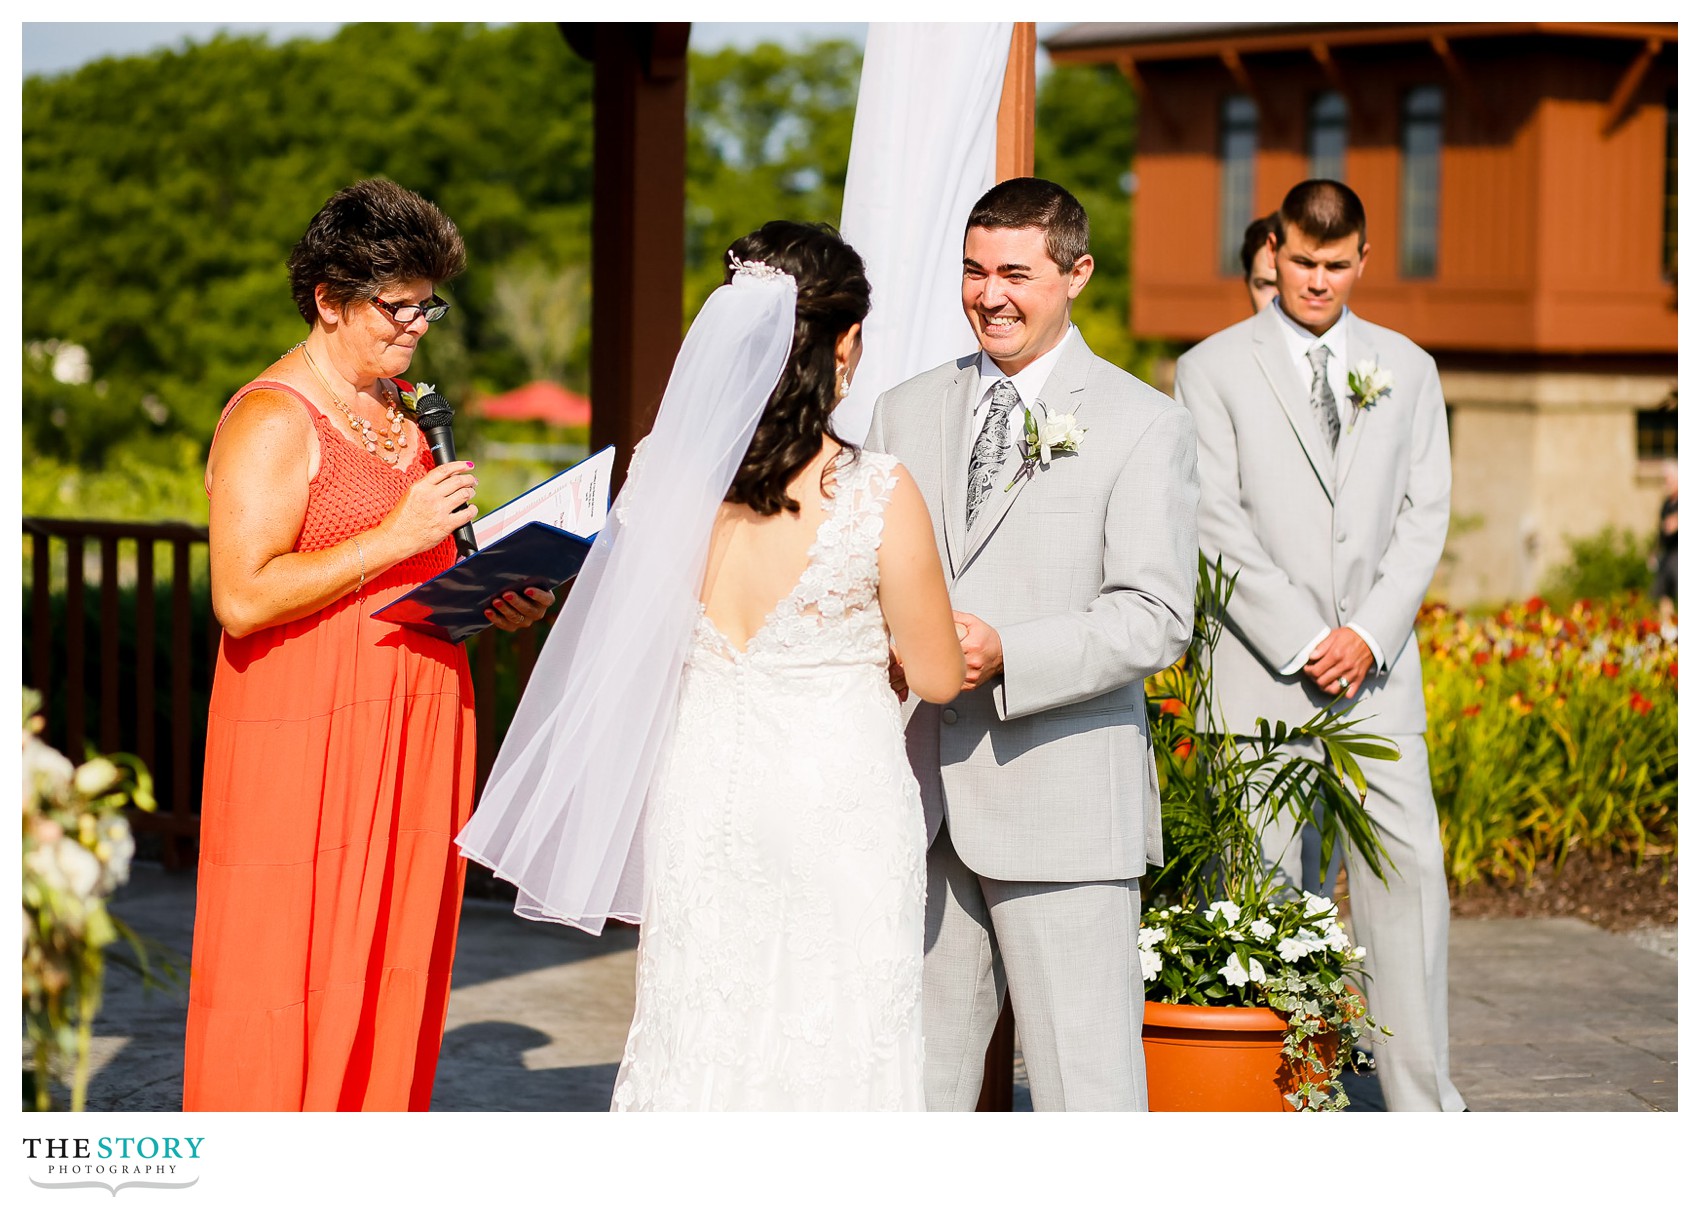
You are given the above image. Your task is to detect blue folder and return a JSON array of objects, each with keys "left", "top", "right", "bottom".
[{"left": 371, "top": 449, "right": 610, "bottom": 644}]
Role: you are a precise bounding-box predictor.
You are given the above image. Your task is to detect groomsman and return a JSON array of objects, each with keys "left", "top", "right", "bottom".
[
  {"left": 1240, "top": 213, "right": 1279, "bottom": 312},
  {"left": 1173, "top": 180, "right": 1466, "bottom": 1112}
]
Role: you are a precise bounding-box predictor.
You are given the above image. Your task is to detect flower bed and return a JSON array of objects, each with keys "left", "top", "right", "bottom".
[{"left": 1419, "top": 595, "right": 1678, "bottom": 887}]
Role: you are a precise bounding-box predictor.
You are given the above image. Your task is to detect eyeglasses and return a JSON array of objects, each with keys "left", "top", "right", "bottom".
[{"left": 370, "top": 294, "right": 451, "bottom": 324}]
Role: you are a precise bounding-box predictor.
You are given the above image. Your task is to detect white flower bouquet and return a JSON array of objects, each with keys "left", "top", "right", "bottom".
[{"left": 22, "top": 687, "right": 172, "bottom": 1111}]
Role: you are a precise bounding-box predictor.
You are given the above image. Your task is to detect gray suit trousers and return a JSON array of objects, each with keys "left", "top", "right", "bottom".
[
  {"left": 1261, "top": 732, "right": 1466, "bottom": 1112},
  {"left": 923, "top": 824, "right": 1147, "bottom": 1111}
]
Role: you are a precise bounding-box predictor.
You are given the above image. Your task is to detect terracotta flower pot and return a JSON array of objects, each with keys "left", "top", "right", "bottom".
[{"left": 1143, "top": 1000, "right": 1337, "bottom": 1111}]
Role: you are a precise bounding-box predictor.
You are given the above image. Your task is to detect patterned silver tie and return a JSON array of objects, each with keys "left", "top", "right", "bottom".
[
  {"left": 1307, "top": 343, "right": 1340, "bottom": 451},
  {"left": 967, "top": 379, "right": 1021, "bottom": 528}
]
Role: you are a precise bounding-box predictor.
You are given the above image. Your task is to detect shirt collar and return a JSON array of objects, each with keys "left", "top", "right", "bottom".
[
  {"left": 1273, "top": 299, "right": 1350, "bottom": 363},
  {"left": 976, "top": 325, "right": 1077, "bottom": 410}
]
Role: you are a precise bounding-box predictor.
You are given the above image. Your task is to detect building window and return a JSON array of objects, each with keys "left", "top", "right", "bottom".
[
  {"left": 1307, "top": 91, "right": 1348, "bottom": 181},
  {"left": 1636, "top": 408, "right": 1678, "bottom": 464},
  {"left": 1219, "top": 94, "right": 1258, "bottom": 276},
  {"left": 1664, "top": 87, "right": 1677, "bottom": 279},
  {"left": 1400, "top": 85, "right": 1444, "bottom": 278}
]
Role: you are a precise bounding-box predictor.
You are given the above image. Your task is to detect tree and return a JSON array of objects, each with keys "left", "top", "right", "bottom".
[
  {"left": 684, "top": 40, "right": 862, "bottom": 317},
  {"left": 1034, "top": 62, "right": 1172, "bottom": 379}
]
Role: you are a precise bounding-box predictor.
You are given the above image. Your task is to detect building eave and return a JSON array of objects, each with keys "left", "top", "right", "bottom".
[{"left": 1045, "top": 21, "right": 1678, "bottom": 67}]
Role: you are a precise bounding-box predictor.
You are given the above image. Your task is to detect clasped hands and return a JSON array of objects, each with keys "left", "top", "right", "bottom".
[
  {"left": 888, "top": 611, "right": 1003, "bottom": 703},
  {"left": 1303, "top": 626, "right": 1374, "bottom": 700}
]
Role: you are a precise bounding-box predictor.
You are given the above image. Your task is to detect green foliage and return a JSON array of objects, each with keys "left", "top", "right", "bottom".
[
  {"left": 1539, "top": 525, "right": 1654, "bottom": 606},
  {"left": 685, "top": 40, "right": 863, "bottom": 318},
  {"left": 1146, "top": 555, "right": 1395, "bottom": 909}
]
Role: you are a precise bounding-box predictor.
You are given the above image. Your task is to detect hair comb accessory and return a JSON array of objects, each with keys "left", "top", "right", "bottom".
[{"left": 727, "top": 254, "right": 797, "bottom": 287}]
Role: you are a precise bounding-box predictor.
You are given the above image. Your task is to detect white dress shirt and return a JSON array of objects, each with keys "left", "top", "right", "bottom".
[
  {"left": 1269, "top": 302, "right": 1386, "bottom": 678},
  {"left": 965, "top": 325, "right": 1079, "bottom": 467}
]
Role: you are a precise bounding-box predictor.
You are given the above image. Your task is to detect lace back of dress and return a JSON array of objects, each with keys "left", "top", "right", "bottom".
[{"left": 719, "top": 451, "right": 901, "bottom": 666}]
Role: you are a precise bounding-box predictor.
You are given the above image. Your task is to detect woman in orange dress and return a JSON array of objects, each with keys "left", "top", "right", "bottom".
[{"left": 182, "top": 180, "right": 552, "bottom": 1111}]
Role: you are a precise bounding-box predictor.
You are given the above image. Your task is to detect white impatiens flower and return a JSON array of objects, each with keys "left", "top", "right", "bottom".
[
  {"left": 1323, "top": 925, "right": 1354, "bottom": 952},
  {"left": 1139, "top": 925, "right": 1168, "bottom": 949},
  {"left": 1221, "top": 954, "right": 1251, "bottom": 986},
  {"left": 1352, "top": 945, "right": 1367, "bottom": 960},
  {"left": 1277, "top": 929, "right": 1328, "bottom": 964},
  {"left": 1139, "top": 947, "right": 1163, "bottom": 981},
  {"left": 1302, "top": 891, "right": 1337, "bottom": 919},
  {"left": 1249, "top": 957, "right": 1266, "bottom": 983},
  {"left": 1205, "top": 900, "right": 1242, "bottom": 927},
  {"left": 1248, "top": 918, "right": 1276, "bottom": 941}
]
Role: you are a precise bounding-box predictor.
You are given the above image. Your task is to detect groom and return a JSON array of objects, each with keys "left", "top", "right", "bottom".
[{"left": 866, "top": 177, "right": 1198, "bottom": 1111}]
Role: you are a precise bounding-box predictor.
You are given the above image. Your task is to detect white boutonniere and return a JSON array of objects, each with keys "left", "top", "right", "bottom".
[
  {"left": 1006, "top": 407, "right": 1087, "bottom": 490},
  {"left": 1346, "top": 361, "right": 1393, "bottom": 418},
  {"left": 398, "top": 381, "right": 436, "bottom": 411}
]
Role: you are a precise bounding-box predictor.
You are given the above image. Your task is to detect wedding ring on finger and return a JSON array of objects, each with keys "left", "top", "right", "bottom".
[{"left": 1338, "top": 677, "right": 1351, "bottom": 693}]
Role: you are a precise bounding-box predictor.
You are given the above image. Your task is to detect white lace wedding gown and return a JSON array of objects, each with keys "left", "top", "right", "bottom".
[{"left": 611, "top": 452, "right": 926, "bottom": 1111}]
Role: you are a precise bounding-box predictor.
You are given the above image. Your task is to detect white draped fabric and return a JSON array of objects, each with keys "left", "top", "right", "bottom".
[{"left": 834, "top": 22, "right": 1012, "bottom": 446}]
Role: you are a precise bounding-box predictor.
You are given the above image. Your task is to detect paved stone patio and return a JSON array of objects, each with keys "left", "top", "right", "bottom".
[{"left": 42, "top": 863, "right": 1676, "bottom": 1112}]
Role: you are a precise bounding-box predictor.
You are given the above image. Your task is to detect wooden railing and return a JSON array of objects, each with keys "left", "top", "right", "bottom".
[
  {"left": 24, "top": 518, "right": 216, "bottom": 867},
  {"left": 23, "top": 517, "right": 548, "bottom": 869}
]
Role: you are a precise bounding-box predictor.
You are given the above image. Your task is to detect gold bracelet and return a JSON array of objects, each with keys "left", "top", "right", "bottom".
[{"left": 352, "top": 536, "right": 366, "bottom": 592}]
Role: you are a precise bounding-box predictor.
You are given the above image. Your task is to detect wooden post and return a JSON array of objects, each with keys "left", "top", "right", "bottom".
[
  {"left": 978, "top": 20, "right": 1038, "bottom": 1115},
  {"left": 562, "top": 23, "right": 690, "bottom": 490},
  {"left": 996, "top": 23, "right": 1037, "bottom": 182}
]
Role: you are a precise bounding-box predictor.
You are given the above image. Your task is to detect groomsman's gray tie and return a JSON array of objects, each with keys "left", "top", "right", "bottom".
[
  {"left": 1307, "top": 344, "right": 1340, "bottom": 451},
  {"left": 967, "top": 379, "right": 1021, "bottom": 527}
]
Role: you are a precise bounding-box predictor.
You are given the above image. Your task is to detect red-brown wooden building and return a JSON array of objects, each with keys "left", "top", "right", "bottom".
[{"left": 1048, "top": 21, "right": 1678, "bottom": 603}]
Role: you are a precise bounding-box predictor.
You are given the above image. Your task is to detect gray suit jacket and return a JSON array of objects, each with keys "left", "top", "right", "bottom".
[
  {"left": 1173, "top": 304, "right": 1451, "bottom": 737},
  {"left": 866, "top": 333, "right": 1198, "bottom": 882}
]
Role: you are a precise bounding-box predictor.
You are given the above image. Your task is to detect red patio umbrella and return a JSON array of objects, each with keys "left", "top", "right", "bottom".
[{"left": 474, "top": 380, "right": 591, "bottom": 427}]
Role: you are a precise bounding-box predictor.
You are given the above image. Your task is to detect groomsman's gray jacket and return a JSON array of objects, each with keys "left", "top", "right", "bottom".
[
  {"left": 866, "top": 333, "right": 1198, "bottom": 882},
  {"left": 1172, "top": 304, "right": 1451, "bottom": 738}
]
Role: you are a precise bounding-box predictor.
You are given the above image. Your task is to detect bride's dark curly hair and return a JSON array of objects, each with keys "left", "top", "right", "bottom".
[{"left": 723, "top": 221, "right": 871, "bottom": 516}]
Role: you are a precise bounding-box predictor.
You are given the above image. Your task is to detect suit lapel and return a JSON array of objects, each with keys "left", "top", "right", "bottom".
[
  {"left": 1333, "top": 314, "right": 1376, "bottom": 488},
  {"left": 1252, "top": 304, "right": 1335, "bottom": 504},
  {"left": 938, "top": 360, "right": 978, "bottom": 578},
  {"left": 958, "top": 335, "right": 1093, "bottom": 574}
]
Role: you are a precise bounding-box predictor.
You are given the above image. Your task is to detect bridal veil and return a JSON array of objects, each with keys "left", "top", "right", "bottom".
[{"left": 456, "top": 260, "right": 797, "bottom": 934}]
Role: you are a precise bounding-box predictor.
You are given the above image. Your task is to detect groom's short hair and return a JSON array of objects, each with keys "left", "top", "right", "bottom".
[
  {"left": 965, "top": 177, "right": 1089, "bottom": 273},
  {"left": 1276, "top": 180, "right": 1367, "bottom": 251}
]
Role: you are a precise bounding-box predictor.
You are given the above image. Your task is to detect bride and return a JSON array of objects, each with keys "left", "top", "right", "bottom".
[{"left": 457, "top": 221, "right": 963, "bottom": 1110}]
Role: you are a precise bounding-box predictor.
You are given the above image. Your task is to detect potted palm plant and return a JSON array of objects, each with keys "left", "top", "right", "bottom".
[{"left": 1141, "top": 557, "right": 1397, "bottom": 1111}]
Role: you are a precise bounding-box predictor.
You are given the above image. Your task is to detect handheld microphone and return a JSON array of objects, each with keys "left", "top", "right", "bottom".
[{"left": 412, "top": 388, "right": 479, "bottom": 561}]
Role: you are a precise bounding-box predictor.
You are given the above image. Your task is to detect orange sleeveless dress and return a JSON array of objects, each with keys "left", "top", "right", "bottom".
[{"left": 182, "top": 379, "right": 475, "bottom": 1111}]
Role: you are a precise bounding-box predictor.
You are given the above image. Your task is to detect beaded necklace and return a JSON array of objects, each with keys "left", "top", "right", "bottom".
[{"left": 297, "top": 343, "right": 409, "bottom": 466}]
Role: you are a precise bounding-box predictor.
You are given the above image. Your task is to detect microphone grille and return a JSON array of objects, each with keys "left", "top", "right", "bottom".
[{"left": 413, "top": 391, "right": 453, "bottom": 429}]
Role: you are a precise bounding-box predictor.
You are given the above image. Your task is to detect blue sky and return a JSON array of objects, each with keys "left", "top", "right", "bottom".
[{"left": 23, "top": 22, "right": 1064, "bottom": 78}]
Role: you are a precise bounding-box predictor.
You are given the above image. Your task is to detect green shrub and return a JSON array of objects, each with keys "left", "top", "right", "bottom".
[{"left": 1539, "top": 525, "right": 1653, "bottom": 607}]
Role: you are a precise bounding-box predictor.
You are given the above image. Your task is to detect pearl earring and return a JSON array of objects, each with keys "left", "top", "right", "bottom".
[{"left": 836, "top": 370, "right": 851, "bottom": 400}]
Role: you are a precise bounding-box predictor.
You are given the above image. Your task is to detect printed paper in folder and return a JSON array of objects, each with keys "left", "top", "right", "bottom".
[{"left": 371, "top": 445, "right": 614, "bottom": 644}]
